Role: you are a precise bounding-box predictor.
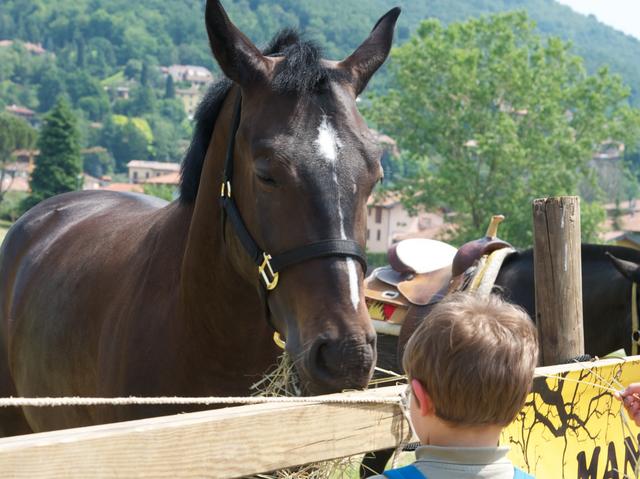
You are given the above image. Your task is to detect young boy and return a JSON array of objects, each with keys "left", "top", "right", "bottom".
[{"left": 374, "top": 292, "right": 538, "bottom": 479}]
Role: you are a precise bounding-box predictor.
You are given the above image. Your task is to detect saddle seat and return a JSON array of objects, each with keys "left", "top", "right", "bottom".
[
  {"left": 364, "top": 239, "right": 457, "bottom": 329},
  {"left": 365, "top": 215, "right": 514, "bottom": 335}
]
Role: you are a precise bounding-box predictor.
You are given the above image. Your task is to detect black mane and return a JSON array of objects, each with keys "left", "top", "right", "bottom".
[{"left": 180, "top": 29, "right": 347, "bottom": 203}]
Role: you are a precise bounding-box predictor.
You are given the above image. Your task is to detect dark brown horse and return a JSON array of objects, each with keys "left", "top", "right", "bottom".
[{"left": 0, "top": 0, "right": 401, "bottom": 436}]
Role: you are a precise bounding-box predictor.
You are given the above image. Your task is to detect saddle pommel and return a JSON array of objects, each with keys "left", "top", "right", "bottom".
[{"left": 451, "top": 215, "right": 511, "bottom": 277}]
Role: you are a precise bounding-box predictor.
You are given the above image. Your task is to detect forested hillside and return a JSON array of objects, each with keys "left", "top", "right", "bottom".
[
  {"left": 0, "top": 0, "right": 638, "bottom": 175},
  {"left": 2, "top": 0, "right": 638, "bottom": 89}
]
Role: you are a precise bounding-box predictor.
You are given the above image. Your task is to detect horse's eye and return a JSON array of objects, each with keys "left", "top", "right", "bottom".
[{"left": 256, "top": 172, "right": 277, "bottom": 187}]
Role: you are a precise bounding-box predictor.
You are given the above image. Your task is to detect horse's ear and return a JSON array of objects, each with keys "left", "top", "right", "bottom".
[
  {"left": 339, "top": 7, "right": 401, "bottom": 96},
  {"left": 606, "top": 252, "right": 640, "bottom": 282},
  {"left": 205, "top": 0, "right": 270, "bottom": 86}
]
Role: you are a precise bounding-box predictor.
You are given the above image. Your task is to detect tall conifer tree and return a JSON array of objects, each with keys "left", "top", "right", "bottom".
[{"left": 29, "top": 97, "right": 82, "bottom": 203}]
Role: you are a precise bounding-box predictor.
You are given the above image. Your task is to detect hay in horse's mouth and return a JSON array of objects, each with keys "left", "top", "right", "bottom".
[
  {"left": 250, "top": 353, "right": 408, "bottom": 478},
  {"left": 250, "top": 352, "right": 302, "bottom": 398},
  {"left": 249, "top": 353, "right": 364, "bottom": 478}
]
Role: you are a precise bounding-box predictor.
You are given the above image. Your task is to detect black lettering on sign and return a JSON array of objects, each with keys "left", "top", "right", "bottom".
[
  {"left": 603, "top": 442, "right": 619, "bottom": 479},
  {"left": 577, "top": 447, "right": 599, "bottom": 479},
  {"left": 625, "top": 435, "right": 640, "bottom": 476}
]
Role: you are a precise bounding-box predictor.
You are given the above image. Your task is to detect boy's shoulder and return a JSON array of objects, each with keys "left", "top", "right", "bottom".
[
  {"left": 372, "top": 463, "right": 535, "bottom": 479},
  {"left": 378, "top": 464, "right": 424, "bottom": 479}
]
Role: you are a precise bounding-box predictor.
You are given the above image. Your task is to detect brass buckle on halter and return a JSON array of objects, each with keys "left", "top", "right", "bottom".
[
  {"left": 220, "top": 181, "right": 232, "bottom": 198},
  {"left": 273, "top": 331, "right": 286, "bottom": 349},
  {"left": 259, "top": 253, "right": 279, "bottom": 290}
]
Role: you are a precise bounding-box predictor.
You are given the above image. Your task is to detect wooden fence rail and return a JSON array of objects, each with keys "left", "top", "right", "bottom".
[
  {"left": 0, "top": 386, "right": 410, "bottom": 478},
  {"left": 1, "top": 358, "right": 638, "bottom": 478}
]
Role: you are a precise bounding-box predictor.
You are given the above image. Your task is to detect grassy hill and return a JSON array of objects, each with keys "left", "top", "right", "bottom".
[{"left": 0, "top": 0, "right": 637, "bottom": 173}]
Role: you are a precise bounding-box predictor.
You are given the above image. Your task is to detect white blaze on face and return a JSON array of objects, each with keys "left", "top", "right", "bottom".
[{"left": 314, "top": 115, "right": 360, "bottom": 312}]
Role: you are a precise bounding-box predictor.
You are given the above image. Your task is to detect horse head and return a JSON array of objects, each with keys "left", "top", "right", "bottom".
[{"left": 199, "top": 0, "right": 400, "bottom": 394}]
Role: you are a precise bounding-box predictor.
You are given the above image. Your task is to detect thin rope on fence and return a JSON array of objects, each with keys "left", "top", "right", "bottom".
[{"left": 0, "top": 394, "right": 405, "bottom": 408}]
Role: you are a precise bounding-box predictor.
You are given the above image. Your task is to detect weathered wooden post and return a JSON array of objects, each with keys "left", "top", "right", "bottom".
[{"left": 532, "top": 196, "right": 584, "bottom": 365}]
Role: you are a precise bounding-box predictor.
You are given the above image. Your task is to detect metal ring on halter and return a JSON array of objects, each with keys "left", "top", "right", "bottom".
[
  {"left": 259, "top": 253, "right": 279, "bottom": 290},
  {"left": 273, "top": 331, "right": 286, "bottom": 349}
]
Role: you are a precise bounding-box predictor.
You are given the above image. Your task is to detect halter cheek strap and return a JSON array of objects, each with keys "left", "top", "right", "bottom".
[{"left": 219, "top": 91, "right": 368, "bottom": 333}]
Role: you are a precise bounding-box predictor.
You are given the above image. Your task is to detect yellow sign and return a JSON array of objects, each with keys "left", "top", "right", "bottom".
[{"left": 502, "top": 357, "right": 640, "bottom": 478}]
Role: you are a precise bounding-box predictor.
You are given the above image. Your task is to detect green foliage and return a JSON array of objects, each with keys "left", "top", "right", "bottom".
[
  {"left": 2, "top": 0, "right": 640, "bottom": 204},
  {"left": 100, "top": 115, "right": 150, "bottom": 171},
  {"left": 0, "top": 112, "right": 36, "bottom": 203},
  {"left": 164, "top": 75, "right": 175, "bottom": 100},
  {"left": 366, "top": 252, "right": 388, "bottom": 270},
  {"left": 367, "top": 12, "right": 640, "bottom": 248},
  {"left": 29, "top": 97, "right": 82, "bottom": 202},
  {"left": 0, "top": 112, "right": 36, "bottom": 164},
  {"left": 142, "top": 183, "right": 175, "bottom": 202},
  {"left": 83, "top": 148, "right": 115, "bottom": 178},
  {"left": 0, "top": 191, "right": 27, "bottom": 221}
]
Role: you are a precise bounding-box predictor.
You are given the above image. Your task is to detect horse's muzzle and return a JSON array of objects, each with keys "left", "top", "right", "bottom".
[{"left": 303, "top": 332, "right": 376, "bottom": 394}]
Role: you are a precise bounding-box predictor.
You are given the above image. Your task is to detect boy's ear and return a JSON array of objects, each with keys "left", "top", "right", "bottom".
[{"left": 411, "top": 379, "right": 435, "bottom": 417}]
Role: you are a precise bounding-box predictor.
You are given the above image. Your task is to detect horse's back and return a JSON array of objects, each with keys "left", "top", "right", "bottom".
[
  {"left": 0, "top": 190, "right": 169, "bottom": 430},
  {"left": 1, "top": 190, "right": 167, "bottom": 322}
]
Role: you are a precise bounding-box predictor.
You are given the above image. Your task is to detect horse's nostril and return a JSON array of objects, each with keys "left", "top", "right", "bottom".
[
  {"left": 316, "top": 342, "right": 329, "bottom": 372},
  {"left": 307, "top": 336, "right": 375, "bottom": 392}
]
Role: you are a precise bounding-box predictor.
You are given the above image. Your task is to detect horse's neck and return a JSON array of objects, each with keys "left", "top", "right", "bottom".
[{"left": 178, "top": 91, "right": 276, "bottom": 384}]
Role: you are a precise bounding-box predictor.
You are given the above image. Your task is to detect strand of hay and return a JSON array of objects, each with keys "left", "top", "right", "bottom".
[
  {"left": 249, "top": 353, "right": 407, "bottom": 478},
  {"left": 250, "top": 352, "right": 302, "bottom": 397}
]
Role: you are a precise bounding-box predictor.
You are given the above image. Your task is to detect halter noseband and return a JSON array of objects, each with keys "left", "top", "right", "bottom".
[{"left": 219, "top": 92, "right": 368, "bottom": 333}]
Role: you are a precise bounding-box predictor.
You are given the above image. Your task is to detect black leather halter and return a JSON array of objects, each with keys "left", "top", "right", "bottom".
[{"left": 219, "top": 92, "right": 368, "bottom": 329}]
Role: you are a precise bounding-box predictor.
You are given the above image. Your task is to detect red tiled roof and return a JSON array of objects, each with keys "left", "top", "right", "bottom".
[
  {"left": 143, "top": 172, "right": 180, "bottom": 185},
  {"left": 6, "top": 104, "right": 35, "bottom": 116}
]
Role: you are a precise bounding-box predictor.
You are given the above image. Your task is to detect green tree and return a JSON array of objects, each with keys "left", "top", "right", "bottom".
[
  {"left": 164, "top": 75, "right": 175, "bottom": 100},
  {"left": 83, "top": 148, "right": 115, "bottom": 178},
  {"left": 100, "top": 116, "right": 150, "bottom": 172},
  {"left": 37, "top": 67, "right": 67, "bottom": 113},
  {"left": 367, "top": 12, "right": 640, "bottom": 247},
  {"left": 0, "top": 112, "right": 37, "bottom": 203},
  {"left": 129, "top": 85, "right": 156, "bottom": 116},
  {"left": 143, "top": 183, "right": 175, "bottom": 202},
  {"left": 29, "top": 97, "right": 82, "bottom": 204}
]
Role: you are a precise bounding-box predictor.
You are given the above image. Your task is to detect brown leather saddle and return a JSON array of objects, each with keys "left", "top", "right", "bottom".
[
  {"left": 365, "top": 216, "right": 513, "bottom": 332},
  {"left": 365, "top": 239, "right": 457, "bottom": 327}
]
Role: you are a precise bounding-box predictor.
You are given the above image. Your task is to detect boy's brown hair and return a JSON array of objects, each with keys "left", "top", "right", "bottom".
[{"left": 402, "top": 292, "right": 538, "bottom": 427}]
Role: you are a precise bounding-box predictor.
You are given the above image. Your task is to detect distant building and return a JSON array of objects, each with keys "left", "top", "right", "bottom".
[
  {"left": 609, "top": 231, "right": 640, "bottom": 250},
  {"left": 127, "top": 160, "right": 180, "bottom": 184},
  {"left": 161, "top": 65, "right": 213, "bottom": 86},
  {"left": 103, "top": 85, "right": 131, "bottom": 102},
  {"left": 0, "top": 175, "right": 29, "bottom": 193},
  {"left": 11, "top": 149, "right": 38, "bottom": 166},
  {"left": 176, "top": 86, "right": 203, "bottom": 119},
  {"left": 99, "top": 183, "right": 144, "bottom": 194},
  {"left": 594, "top": 141, "right": 624, "bottom": 161},
  {"left": 3, "top": 161, "right": 32, "bottom": 179},
  {"left": 602, "top": 199, "right": 640, "bottom": 246},
  {"left": 82, "top": 173, "right": 102, "bottom": 190},
  {"left": 366, "top": 192, "right": 449, "bottom": 253},
  {"left": 5, "top": 105, "right": 37, "bottom": 126},
  {"left": 115, "top": 86, "right": 130, "bottom": 100},
  {"left": 0, "top": 40, "right": 47, "bottom": 55},
  {"left": 142, "top": 172, "right": 180, "bottom": 186}
]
